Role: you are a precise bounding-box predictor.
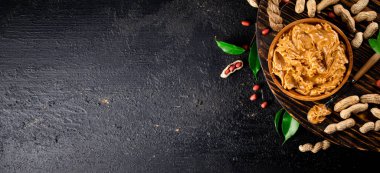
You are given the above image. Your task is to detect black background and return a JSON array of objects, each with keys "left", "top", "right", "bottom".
[{"left": 0, "top": 0, "right": 378, "bottom": 172}]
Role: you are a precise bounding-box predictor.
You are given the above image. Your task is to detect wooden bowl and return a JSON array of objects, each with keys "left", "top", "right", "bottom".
[{"left": 268, "top": 18, "right": 353, "bottom": 101}]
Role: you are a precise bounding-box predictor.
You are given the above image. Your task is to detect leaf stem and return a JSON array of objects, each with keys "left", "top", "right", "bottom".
[{"left": 249, "top": 22, "right": 258, "bottom": 47}]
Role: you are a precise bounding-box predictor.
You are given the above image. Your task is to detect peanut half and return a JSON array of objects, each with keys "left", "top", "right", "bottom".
[{"left": 220, "top": 60, "right": 243, "bottom": 78}]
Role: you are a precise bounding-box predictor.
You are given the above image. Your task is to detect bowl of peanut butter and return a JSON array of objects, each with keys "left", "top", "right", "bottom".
[{"left": 268, "top": 18, "right": 353, "bottom": 101}]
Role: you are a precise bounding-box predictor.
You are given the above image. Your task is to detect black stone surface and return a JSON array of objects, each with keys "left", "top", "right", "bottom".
[{"left": 0, "top": 0, "right": 378, "bottom": 172}]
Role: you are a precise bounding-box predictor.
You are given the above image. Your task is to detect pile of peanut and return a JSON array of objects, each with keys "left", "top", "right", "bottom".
[
  {"left": 295, "top": 0, "right": 379, "bottom": 48},
  {"left": 328, "top": 94, "right": 380, "bottom": 134},
  {"left": 300, "top": 94, "right": 380, "bottom": 153}
]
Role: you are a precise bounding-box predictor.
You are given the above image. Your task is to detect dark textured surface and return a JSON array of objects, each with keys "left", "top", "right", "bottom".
[{"left": 0, "top": 0, "right": 378, "bottom": 172}]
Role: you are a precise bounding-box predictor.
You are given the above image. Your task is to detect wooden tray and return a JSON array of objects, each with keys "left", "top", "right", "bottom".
[{"left": 257, "top": 0, "right": 380, "bottom": 151}]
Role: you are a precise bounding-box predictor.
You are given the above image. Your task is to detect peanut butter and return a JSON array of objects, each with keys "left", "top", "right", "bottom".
[
  {"left": 307, "top": 104, "right": 331, "bottom": 124},
  {"left": 272, "top": 23, "right": 348, "bottom": 96}
]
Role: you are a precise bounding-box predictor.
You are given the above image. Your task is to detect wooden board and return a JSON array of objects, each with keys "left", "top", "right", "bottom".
[{"left": 257, "top": 0, "right": 380, "bottom": 151}]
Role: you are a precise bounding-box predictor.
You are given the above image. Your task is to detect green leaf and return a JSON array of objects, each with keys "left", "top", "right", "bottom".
[
  {"left": 281, "top": 111, "right": 300, "bottom": 145},
  {"left": 369, "top": 31, "right": 380, "bottom": 54},
  {"left": 248, "top": 42, "right": 261, "bottom": 80},
  {"left": 274, "top": 108, "right": 284, "bottom": 135},
  {"left": 215, "top": 38, "right": 245, "bottom": 55},
  {"left": 369, "top": 38, "right": 380, "bottom": 54}
]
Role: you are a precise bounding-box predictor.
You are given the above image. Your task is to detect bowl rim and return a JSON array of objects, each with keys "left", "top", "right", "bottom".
[{"left": 267, "top": 18, "right": 353, "bottom": 101}]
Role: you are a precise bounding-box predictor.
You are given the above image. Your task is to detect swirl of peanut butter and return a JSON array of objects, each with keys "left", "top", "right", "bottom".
[
  {"left": 307, "top": 104, "right": 331, "bottom": 124},
  {"left": 272, "top": 23, "right": 348, "bottom": 96}
]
